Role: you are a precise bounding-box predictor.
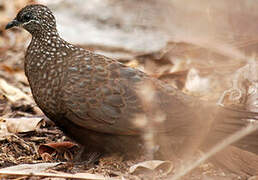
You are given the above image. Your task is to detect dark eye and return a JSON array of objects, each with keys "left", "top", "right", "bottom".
[{"left": 22, "top": 13, "right": 32, "bottom": 22}]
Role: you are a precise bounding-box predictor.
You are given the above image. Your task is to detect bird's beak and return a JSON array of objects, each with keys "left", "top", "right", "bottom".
[{"left": 5, "top": 19, "right": 20, "bottom": 30}]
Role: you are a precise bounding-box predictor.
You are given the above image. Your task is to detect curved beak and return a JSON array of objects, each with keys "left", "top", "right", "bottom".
[{"left": 5, "top": 19, "right": 20, "bottom": 30}]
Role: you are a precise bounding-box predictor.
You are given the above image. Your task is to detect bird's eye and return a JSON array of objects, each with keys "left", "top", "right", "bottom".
[{"left": 23, "top": 13, "right": 32, "bottom": 22}]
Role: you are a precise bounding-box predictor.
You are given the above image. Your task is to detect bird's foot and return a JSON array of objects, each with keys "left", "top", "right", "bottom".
[{"left": 72, "top": 146, "right": 102, "bottom": 166}]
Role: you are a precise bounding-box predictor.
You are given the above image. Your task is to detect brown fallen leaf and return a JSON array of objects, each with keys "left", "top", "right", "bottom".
[
  {"left": 0, "top": 162, "right": 111, "bottom": 179},
  {"left": 129, "top": 160, "right": 173, "bottom": 176},
  {"left": 0, "top": 78, "right": 33, "bottom": 103},
  {"left": 38, "top": 142, "right": 79, "bottom": 161},
  {"left": 5, "top": 116, "right": 44, "bottom": 133}
]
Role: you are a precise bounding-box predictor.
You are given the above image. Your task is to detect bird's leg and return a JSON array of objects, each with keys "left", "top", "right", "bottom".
[{"left": 72, "top": 146, "right": 102, "bottom": 166}]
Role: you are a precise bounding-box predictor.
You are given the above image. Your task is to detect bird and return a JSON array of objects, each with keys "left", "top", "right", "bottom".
[{"left": 5, "top": 4, "right": 258, "bottom": 175}]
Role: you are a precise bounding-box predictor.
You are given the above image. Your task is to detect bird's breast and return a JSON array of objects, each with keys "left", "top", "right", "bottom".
[{"left": 25, "top": 53, "right": 65, "bottom": 116}]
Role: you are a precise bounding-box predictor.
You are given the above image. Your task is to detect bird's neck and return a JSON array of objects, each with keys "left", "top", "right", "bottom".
[
  {"left": 27, "top": 32, "right": 75, "bottom": 63},
  {"left": 24, "top": 33, "right": 74, "bottom": 116},
  {"left": 30, "top": 31, "right": 64, "bottom": 48},
  {"left": 25, "top": 32, "right": 73, "bottom": 80},
  {"left": 28, "top": 27, "right": 58, "bottom": 37}
]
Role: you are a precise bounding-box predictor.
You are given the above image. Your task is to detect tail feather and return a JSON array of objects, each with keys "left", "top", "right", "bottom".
[
  {"left": 210, "top": 146, "right": 258, "bottom": 176},
  {"left": 204, "top": 105, "right": 258, "bottom": 154}
]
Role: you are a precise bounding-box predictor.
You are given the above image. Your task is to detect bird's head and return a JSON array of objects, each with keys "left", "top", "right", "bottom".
[{"left": 5, "top": 4, "right": 57, "bottom": 35}]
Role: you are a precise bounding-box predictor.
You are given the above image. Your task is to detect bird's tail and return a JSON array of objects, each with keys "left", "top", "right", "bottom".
[
  {"left": 204, "top": 105, "right": 258, "bottom": 154},
  {"left": 201, "top": 105, "right": 258, "bottom": 176}
]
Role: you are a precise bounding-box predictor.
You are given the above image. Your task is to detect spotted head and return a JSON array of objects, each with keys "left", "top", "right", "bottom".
[{"left": 5, "top": 4, "right": 57, "bottom": 35}]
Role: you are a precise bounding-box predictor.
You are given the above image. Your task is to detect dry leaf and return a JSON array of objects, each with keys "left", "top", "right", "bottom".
[
  {"left": 0, "top": 163, "right": 111, "bottom": 179},
  {"left": 129, "top": 160, "right": 173, "bottom": 176},
  {"left": 5, "top": 116, "right": 44, "bottom": 133},
  {"left": 38, "top": 142, "right": 79, "bottom": 161},
  {"left": 0, "top": 162, "right": 60, "bottom": 173},
  {"left": 0, "top": 118, "right": 11, "bottom": 140},
  {"left": 0, "top": 78, "right": 33, "bottom": 103}
]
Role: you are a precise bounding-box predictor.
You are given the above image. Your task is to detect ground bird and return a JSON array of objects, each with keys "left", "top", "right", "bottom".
[{"left": 5, "top": 4, "right": 258, "bottom": 175}]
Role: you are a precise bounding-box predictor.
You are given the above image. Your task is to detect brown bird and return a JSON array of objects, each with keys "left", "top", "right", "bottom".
[{"left": 5, "top": 4, "right": 258, "bottom": 175}]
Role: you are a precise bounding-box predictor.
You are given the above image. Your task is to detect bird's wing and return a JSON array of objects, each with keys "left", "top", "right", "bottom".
[{"left": 60, "top": 52, "right": 196, "bottom": 135}]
